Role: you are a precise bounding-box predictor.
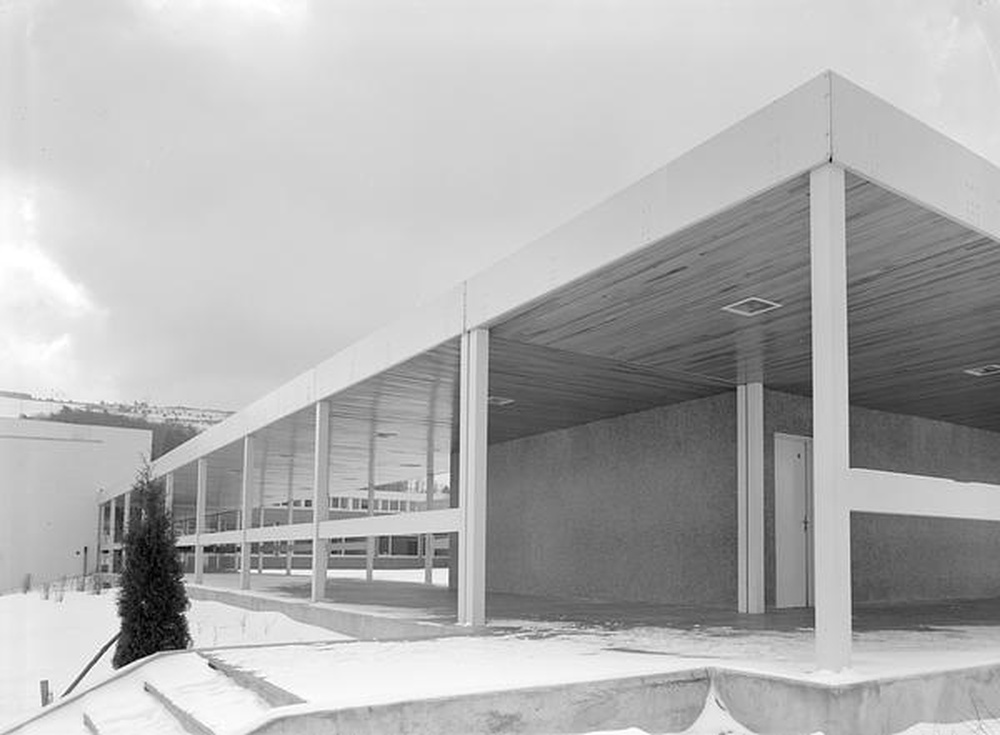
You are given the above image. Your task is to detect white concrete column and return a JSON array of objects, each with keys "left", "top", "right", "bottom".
[
  {"left": 737, "top": 382, "right": 765, "bottom": 614},
  {"left": 239, "top": 434, "right": 256, "bottom": 590},
  {"left": 194, "top": 458, "right": 207, "bottom": 584},
  {"left": 285, "top": 475, "right": 295, "bottom": 576},
  {"left": 121, "top": 491, "right": 132, "bottom": 568},
  {"left": 256, "top": 448, "right": 267, "bottom": 575},
  {"left": 424, "top": 465, "right": 435, "bottom": 585},
  {"left": 109, "top": 495, "right": 117, "bottom": 545},
  {"left": 458, "top": 328, "right": 489, "bottom": 626},
  {"left": 96, "top": 501, "right": 105, "bottom": 575},
  {"left": 109, "top": 495, "right": 120, "bottom": 573},
  {"left": 810, "top": 163, "right": 853, "bottom": 670},
  {"left": 164, "top": 473, "right": 174, "bottom": 520},
  {"left": 311, "top": 401, "right": 331, "bottom": 602},
  {"left": 122, "top": 491, "right": 131, "bottom": 534},
  {"left": 365, "top": 437, "right": 376, "bottom": 583}
]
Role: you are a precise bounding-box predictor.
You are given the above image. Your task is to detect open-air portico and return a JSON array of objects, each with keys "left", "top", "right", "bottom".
[{"left": 97, "top": 71, "right": 1000, "bottom": 671}]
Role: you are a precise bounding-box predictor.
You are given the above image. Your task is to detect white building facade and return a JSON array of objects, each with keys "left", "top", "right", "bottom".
[{"left": 0, "top": 418, "right": 150, "bottom": 592}]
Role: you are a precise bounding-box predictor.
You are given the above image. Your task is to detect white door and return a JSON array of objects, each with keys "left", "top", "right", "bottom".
[{"left": 775, "top": 434, "right": 813, "bottom": 608}]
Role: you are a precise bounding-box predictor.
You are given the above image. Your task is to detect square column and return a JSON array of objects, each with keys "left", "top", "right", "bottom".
[
  {"left": 256, "top": 449, "right": 268, "bottom": 574},
  {"left": 122, "top": 491, "right": 131, "bottom": 534},
  {"left": 311, "top": 401, "right": 330, "bottom": 602},
  {"left": 285, "top": 474, "right": 295, "bottom": 575},
  {"left": 239, "top": 434, "right": 256, "bottom": 590},
  {"left": 164, "top": 473, "right": 174, "bottom": 519},
  {"left": 110, "top": 495, "right": 120, "bottom": 572},
  {"left": 737, "top": 382, "right": 765, "bottom": 613},
  {"left": 810, "top": 164, "right": 853, "bottom": 670},
  {"left": 458, "top": 328, "right": 489, "bottom": 626},
  {"left": 365, "top": 457, "right": 375, "bottom": 582},
  {"left": 109, "top": 495, "right": 118, "bottom": 544},
  {"left": 424, "top": 464, "right": 435, "bottom": 585},
  {"left": 121, "top": 491, "right": 132, "bottom": 567},
  {"left": 194, "top": 458, "right": 207, "bottom": 584},
  {"left": 96, "top": 501, "right": 105, "bottom": 575}
]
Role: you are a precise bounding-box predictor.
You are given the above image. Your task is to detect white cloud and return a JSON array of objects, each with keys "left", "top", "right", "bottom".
[
  {"left": 0, "top": 184, "right": 111, "bottom": 400},
  {"left": 1, "top": 242, "right": 94, "bottom": 316}
]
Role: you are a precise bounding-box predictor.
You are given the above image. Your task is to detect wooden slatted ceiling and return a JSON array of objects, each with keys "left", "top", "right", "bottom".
[
  {"left": 487, "top": 338, "right": 729, "bottom": 445},
  {"left": 492, "top": 172, "right": 1000, "bottom": 433},
  {"left": 492, "top": 174, "right": 814, "bottom": 385},
  {"left": 845, "top": 176, "right": 1000, "bottom": 430},
  {"left": 229, "top": 342, "right": 461, "bottom": 509}
]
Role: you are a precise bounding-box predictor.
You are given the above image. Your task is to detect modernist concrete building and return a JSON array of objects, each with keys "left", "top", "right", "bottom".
[
  {"left": 0, "top": 418, "right": 151, "bottom": 592},
  {"left": 98, "top": 72, "right": 1000, "bottom": 670}
]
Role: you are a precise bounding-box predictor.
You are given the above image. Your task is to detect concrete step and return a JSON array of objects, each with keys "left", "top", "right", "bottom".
[
  {"left": 142, "top": 682, "right": 215, "bottom": 735},
  {"left": 142, "top": 656, "right": 271, "bottom": 735},
  {"left": 199, "top": 652, "right": 305, "bottom": 708},
  {"left": 79, "top": 690, "right": 189, "bottom": 735}
]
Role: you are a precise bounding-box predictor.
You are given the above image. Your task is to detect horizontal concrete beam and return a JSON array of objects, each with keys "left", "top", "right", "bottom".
[
  {"left": 849, "top": 468, "right": 1000, "bottom": 522},
  {"left": 176, "top": 509, "right": 462, "bottom": 548},
  {"left": 318, "top": 508, "right": 461, "bottom": 539},
  {"left": 832, "top": 73, "right": 1000, "bottom": 243}
]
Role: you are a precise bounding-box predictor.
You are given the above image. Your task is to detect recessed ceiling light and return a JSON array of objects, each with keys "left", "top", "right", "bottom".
[
  {"left": 963, "top": 364, "right": 1000, "bottom": 377},
  {"left": 374, "top": 431, "right": 398, "bottom": 439},
  {"left": 487, "top": 395, "right": 515, "bottom": 407},
  {"left": 400, "top": 462, "right": 422, "bottom": 468},
  {"left": 721, "top": 297, "right": 782, "bottom": 317}
]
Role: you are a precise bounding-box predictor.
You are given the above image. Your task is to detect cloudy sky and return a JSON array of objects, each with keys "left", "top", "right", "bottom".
[{"left": 1, "top": 0, "right": 999, "bottom": 410}]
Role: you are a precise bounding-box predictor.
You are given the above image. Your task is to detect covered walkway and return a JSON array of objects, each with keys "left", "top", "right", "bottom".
[
  {"left": 97, "top": 72, "right": 1000, "bottom": 672},
  {"left": 188, "top": 571, "right": 1000, "bottom": 647}
]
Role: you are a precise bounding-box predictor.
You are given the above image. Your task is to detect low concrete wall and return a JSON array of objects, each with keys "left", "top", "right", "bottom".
[
  {"left": 242, "top": 662, "right": 1000, "bottom": 735},
  {"left": 246, "top": 670, "right": 709, "bottom": 735},
  {"left": 717, "top": 663, "right": 1000, "bottom": 735},
  {"left": 185, "top": 584, "right": 471, "bottom": 641}
]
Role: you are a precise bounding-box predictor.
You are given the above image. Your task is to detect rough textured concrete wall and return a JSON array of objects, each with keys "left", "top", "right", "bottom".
[
  {"left": 487, "top": 393, "right": 737, "bottom": 607},
  {"left": 764, "top": 390, "right": 1000, "bottom": 606}
]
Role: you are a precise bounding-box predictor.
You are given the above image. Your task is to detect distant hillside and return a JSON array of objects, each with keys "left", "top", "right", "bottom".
[{"left": 38, "top": 407, "right": 200, "bottom": 460}]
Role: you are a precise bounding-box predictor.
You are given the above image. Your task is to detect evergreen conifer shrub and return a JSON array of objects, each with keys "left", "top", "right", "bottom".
[{"left": 113, "top": 465, "right": 191, "bottom": 668}]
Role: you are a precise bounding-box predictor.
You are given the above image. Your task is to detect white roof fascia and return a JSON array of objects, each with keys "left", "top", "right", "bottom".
[
  {"left": 148, "top": 72, "right": 838, "bottom": 482},
  {"left": 464, "top": 71, "right": 834, "bottom": 329},
  {"left": 830, "top": 73, "right": 1000, "bottom": 244}
]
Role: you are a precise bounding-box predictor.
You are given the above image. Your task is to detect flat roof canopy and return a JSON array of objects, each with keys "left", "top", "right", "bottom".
[{"left": 142, "top": 71, "right": 1000, "bottom": 504}]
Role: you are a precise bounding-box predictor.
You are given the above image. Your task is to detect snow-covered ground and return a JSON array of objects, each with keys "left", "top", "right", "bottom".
[
  {"left": 6, "top": 585, "right": 1000, "bottom": 735},
  {"left": 0, "top": 588, "right": 345, "bottom": 729},
  {"left": 488, "top": 618, "right": 1000, "bottom": 685},
  {"left": 211, "top": 632, "right": 1000, "bottom": 734}
]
